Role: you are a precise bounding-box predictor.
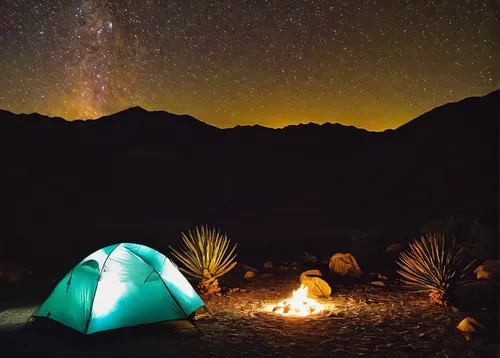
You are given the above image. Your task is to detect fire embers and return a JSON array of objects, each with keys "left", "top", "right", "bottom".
[{"left": 271, "top": 284, "right": 324, "bottom": 317}]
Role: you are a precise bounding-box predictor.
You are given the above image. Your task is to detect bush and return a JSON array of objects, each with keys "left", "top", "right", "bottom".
[
  {"left": 170, "top": 225, "right": 237, "bottom": 295},
  {"left": 396, "top": 233, "right": 475, "bottom": 306}
]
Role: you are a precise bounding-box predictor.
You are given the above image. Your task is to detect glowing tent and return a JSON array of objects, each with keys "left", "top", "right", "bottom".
[{"left": 29, "top": 243, "right": 206, "bottom": 334}]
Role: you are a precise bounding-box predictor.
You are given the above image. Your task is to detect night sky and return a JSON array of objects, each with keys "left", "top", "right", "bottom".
[{"left": 1, "top": 0, "right": 498, "bottom": 131}]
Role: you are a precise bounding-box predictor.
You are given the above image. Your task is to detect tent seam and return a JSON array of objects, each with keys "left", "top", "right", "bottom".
[
  {"left": 126, "top": 246, "right": 191, "bottom": 318},
  {"left": 84, "top": 243, "right": 120, "bottom": 334}
]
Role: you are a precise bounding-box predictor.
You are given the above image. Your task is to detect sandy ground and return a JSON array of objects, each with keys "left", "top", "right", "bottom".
[{"left": 0, "top": 273, "right": 498, "bottom": 357}]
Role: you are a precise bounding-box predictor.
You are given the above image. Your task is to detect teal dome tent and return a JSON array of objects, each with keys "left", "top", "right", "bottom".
[{"left": 28, "top": 243, "right": 207, "bottom": 334}]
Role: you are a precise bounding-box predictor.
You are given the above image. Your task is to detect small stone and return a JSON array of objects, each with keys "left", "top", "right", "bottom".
[
  {"left": 371, "top": 281, "right": 385, "bottom": 287},
  {"left": 232, "top": 287, "right": 240, "bottom": 292},
  {"left": 263, "top": 261, "right": 274, "bottom": 269},
  {"left": 387, "top": 243, "right": 403, "bottom": 253},
  {"left": 244, "top": 271, "right": 256, "bottom": 279},
  {"left": 474, "top": 260, "right": 500, "bottom": 280},
  {"left": 377, "top": 273, "right": 388, "bottom": 280}
]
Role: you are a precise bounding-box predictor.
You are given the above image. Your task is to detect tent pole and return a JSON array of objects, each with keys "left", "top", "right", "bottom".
[
  {"left": 23, "top": 303, "right": 41, "bottom": 328},
  {"left": 190, "top": 318, "right": 204, "bottom": 335},
  {"left": 203, "top": 304, "right": 217, "bottom": 320}
]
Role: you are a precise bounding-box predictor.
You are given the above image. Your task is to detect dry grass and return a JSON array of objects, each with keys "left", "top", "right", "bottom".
[{"left": 0, "top": 274, "right": 498, "bottom": 357}]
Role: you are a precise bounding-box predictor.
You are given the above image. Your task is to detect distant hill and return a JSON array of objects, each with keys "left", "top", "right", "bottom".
[{"left": 0, "top": 90, "right": 498, "bottom": 268}]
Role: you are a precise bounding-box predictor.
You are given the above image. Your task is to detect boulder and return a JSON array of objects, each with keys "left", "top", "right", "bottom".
[
  {"left": 329, "top": 253, "right": 362, "bottom": 279},
  {"left": 302, "top": 276, "right": 331, "bottom": 297},
  {"left": 474, "top": 260, "right": 500, "bottom": 280},
  {"left": 457, "top": 317, "right": 484, "bottom": 333},
  {"left": 300, "top": 269, "right": 322, "bottom": 283}
]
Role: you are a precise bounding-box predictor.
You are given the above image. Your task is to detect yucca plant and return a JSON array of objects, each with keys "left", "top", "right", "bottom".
[
  {"left": 169, "top": 225, "right": 237, "bottom": 295},
  {"left": 396, "top": 233, "right": 475, "bottom": 306}
]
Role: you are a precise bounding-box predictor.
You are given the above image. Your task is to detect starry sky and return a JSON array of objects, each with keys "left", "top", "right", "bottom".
[{"left": 1, "top": 0, "right": 498, "bottom": 131}]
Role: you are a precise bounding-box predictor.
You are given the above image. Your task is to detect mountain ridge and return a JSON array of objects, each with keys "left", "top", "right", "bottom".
[
  {"left": 2, "top": 88, "right": 497, "bottom": 132},
  {"left": 0, "top": 90, "right": 497, "bottom": 268}
]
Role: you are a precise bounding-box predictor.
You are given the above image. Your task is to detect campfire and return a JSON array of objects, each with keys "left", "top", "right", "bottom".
[{"left": 271, "top": 283, "right": 325, "bottom": 317}]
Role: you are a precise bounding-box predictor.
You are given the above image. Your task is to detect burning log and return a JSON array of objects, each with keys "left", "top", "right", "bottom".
[{"left": 271, "top": 283, "right": 325, "bottom": 317}]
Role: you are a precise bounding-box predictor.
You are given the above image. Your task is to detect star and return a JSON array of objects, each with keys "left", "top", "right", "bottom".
[{"left": 0, "top": 0, "right": 497, "bottom": 130}]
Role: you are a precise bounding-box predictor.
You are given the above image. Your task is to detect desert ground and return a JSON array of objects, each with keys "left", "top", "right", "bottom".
[{"left": 0, "top": 271, "right": 498, "bottom": 358}]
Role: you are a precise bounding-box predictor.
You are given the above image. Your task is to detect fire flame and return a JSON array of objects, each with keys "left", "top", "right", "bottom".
[{"left": 272, "top": 283, "right": 324, "bottom": 317}]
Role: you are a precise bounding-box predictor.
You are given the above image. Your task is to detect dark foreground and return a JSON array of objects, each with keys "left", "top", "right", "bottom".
[{"left": 0, "top": 274, "right": 498, "bottom": 357}]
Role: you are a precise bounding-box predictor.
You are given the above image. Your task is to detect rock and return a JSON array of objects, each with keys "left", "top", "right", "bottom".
[
  {"left": 263, "top": 262, "right": 274, "bottom": 269},
  {"left": 474, "top": 260, "right": 500, "bottom": 280},
  {"left": 369, "top": 272, "right": 388, "bottom": 280},
  {"left": 387, "top": 243, "right": 403, "bottom": 254},
  {"left": 371, "top": 281, "right": 385, "bottom": 287},
  {"left": 231, "top": 288, "right": 240, "bottom": 292},
  {"left": 329, "top": 253, "right": 362, "bottom": 279},
  {"left": 244, "top": 271, "right": 256, "bottom": 280},
  {"left": 457, "top": 317, "right": 484, "bottom": 333},
  {"left": 300, "top": 269, "right": 322, "bottom": 283},
  {"left": 302, "top": 276, "right": 331, "bottom": 297},
  {"left": 300, "top": 252, "right": 317, "bottom": 263}
]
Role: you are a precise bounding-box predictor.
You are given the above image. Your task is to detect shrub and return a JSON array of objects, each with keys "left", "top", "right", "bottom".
[
  {"left": 169, "top": 225, "right": 237, "bottom": 295},
  {"left": 396, "top": 233, "right": 475, "bottom": 306}
]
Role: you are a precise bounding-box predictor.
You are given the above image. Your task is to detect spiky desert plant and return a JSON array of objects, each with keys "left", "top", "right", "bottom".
[
  {"left": 396, "top": 233, "right": 475, "bottom": 306},
  {"left": 169, "top": 225, "right": 237, "bottom": 295}
]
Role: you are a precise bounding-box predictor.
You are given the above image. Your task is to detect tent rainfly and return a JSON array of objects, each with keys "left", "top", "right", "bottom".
[{"left": 28, "top": 243, "right": 207, "bottom": 334}]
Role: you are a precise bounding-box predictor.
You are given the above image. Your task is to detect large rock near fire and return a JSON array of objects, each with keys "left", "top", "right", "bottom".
[
  {"left": 300, "top": 269, "right": 322, "bottom": 283},
  {"left": 474, "top": 260, "right": 500, "bottom": 280},
  {"left": 329, "top": 253, "right": 362, "bottom": 279},
  {"left": 302, "top": 276, "right": 331, "bottom": 297}
]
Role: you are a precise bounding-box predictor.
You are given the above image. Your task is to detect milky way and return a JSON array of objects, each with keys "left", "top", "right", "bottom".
[{"left": 0, "top": 0, "right": 498, "bottom": 130}]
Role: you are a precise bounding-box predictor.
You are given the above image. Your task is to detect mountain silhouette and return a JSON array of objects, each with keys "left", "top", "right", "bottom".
[{"left": 0, "top": 90, "right": 498, "bottom": 269}]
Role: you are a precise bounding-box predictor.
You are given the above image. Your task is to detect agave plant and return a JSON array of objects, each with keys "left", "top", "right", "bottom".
[
  {"left": 169, "top": 225, "right": 237, "bottom": 295},
  {"left": 396, "top": 233, "right": 475, "bottom": 306}
]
